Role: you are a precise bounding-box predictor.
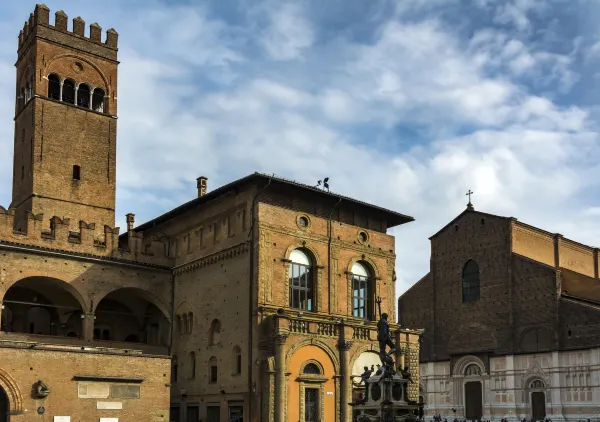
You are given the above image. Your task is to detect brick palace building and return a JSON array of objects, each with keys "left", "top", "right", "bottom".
[
  {"left": 0, "top": 5, "right": 422, "bottom": 422},
  {"left": 398, "top": 201, "right": 600, "bottom": 421}
]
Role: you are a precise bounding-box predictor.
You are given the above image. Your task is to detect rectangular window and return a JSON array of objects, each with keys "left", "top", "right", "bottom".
[
  {"left": 305, "top": 388, "right": 319, "bottom": 422},
  {"left": 169, "top": 406, "right": 181, "bottom": 422},
  {"left": 227, "top": 216, "right": 234, "bottom": 237},
  {"left": 352, "top": 275, "right": 369, "bottom": 318},
  {"left": 206, "top": 406, "right": 220, "bottom": 422},
  {"left": 236, "top": 354, "right": 242, "bottom": 375},
  {"left": 21, "top": 165, "right": 24, "bottom": 179},
  {"left": 72, "top": 165, "right": 81, "bottom": 180},
  {"left": 210, "top": 365, "right": 218, "bottom": 383},
  {"left": 186, "top": 405, "right": 199, "bottom": 422},
  {"left": 289, "top": 263, "right": 313, "bottom": 311},
  {"left": 229, "top": 405, "right": 243, "bottom": 422},
  {"left": 185, "top": 234, "right": 191, "bottom": 253}
]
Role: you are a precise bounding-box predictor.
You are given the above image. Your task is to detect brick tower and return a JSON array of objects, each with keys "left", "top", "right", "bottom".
[{"left": 11, "top": 4, "right": 118, "bottom": 231}]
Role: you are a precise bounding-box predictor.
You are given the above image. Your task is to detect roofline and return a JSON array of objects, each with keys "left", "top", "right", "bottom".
[
  {"left": 398, "top": 272, "right": 430, "bottom": 299},
  {"left": 131, "top": 172, "right": 415, "bottom": 234},
  {"left": 428, "top": 207, "right": 513, "bottom": 240}
]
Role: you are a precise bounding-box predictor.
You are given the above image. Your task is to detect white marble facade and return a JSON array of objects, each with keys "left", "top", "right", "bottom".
[{"left": 420, "top": 348, "right": 600, "bottom": 421}]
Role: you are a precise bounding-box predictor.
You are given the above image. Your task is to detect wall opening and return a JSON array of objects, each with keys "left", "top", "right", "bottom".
[
  {"left": 77, "top": 84, "right": 90, "bottom": 108},
  {"left": 47, "top": 74, "right": 60, "bottom": 100},
  {"left": 0, "top": 385, "right": 8, "bottom": 422},
  {"left": 72, "top": 165, "right": 81, "bottom": 180}
]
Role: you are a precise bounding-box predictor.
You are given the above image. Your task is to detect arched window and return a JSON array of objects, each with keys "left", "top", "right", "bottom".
[
  {"left": 182, "top": 314, "right": 188, "bottom": 335},
  {"left": 48, "top": 74, "right": 61, "bottom": 100},
  {"left": 210, "top": 319, "right": 221, "bottom": 346},
  {"left": 233, "top": 346, "right": 242, "bottom": 375},
  {"left": 175, "top": 315, "right": 181, "bottom": 334},
  {"left": 77, "top": 83, "right": 90, "bottom": 108},
  {"left": 462, "top": 260, "right": 480, "bottom": 303},
  {"left": 464, "top": 364, "right": 481, "bottom": 376},
  {"left": 303, "top": 362, "right": 322, "bottom": 375},
  {"left": 92, "top": 88, "right": 105, "bottom": 113},
  {"left": 189, "top": 352, "right": 196, "bottom": 380},
  {"left": 352, "top": 261, "right": 372, "bottom": 319},
  {"left": 209, "top": 356, "right": 218, "bottom": 383},
  {"left": 187, "top": 312, "right": 193, "bottom": 334},
  {"left": 171, "top": 356, "right": 178, "bottom": 383},
  {"left": 289, "top": 249, "right": 314, "bottom": 311},
  {"left": 62, "top": 79, "right": 75, "bottom": 104},
  {"left": 24, "top": 82, "right": 32, "bottom": 103}
]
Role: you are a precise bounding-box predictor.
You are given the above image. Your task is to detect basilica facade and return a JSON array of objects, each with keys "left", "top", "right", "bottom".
[
  {"left": 399, "top": 203, "right": 600, "bottom": 421},
  {"left": 0, "top": 5, "right": 421, "bottom": 422}
]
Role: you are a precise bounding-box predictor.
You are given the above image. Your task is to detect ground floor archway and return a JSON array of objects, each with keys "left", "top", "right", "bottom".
[
  {"left": 0, "top": 386, "right": 8, "bottom": 422},
  {"left": 531, "top": 391, "right": 546, "bottom": 420},
  {"left": 464, "top": 381, "right": 482, "bottom": 420}
]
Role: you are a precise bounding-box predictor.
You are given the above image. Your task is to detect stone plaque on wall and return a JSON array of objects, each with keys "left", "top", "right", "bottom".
[
  {"left": 78, "top": 382, "right": 110, "bottom": 399},
  {"left": 97, "top": 402, "right": 123, "bottom": 410},
  {"left": 110, "top": 384, "right": 140, "bottom": 398},
  {"left": 54, "top": 417, "right": 71, "bottom": 422}
]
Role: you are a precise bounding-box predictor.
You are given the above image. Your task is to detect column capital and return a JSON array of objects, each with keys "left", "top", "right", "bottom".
[
  {"left": 338, "top": 340, "right": 353, "bottom": 351},
  {"left": 274, "top": 333, "right": 288, "bottom": 345}
]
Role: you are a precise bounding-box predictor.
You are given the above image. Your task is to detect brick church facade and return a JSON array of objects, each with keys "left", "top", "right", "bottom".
[
  {"left": 0, "top": 5, "right": 422, "bottom": 422},
  {"left": 398, "top": 202, "right": 600, "bottom": 421}
]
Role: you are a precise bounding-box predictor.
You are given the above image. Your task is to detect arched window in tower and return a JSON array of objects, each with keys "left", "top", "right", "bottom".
[
  {"left": 189, "top": 352, "right": 196, "bottom": 380},
  {"left": 187, "top": 312, "right": 193, "bottom": 334},
  {"left": 24, "top": 82, "right": 32, "bottom": 103},
  {"left": 92, "top": 88, "right": 105, "bottom": 113},
  {"left": 181, "top": 314, "right": 188, "bottom": 336},
  {"left": 209, "top": 319, "right": 221, "bottom": 346},
  {"left": 77, "top": 83, "right": 90, "bottom": 108},
  {"left": 288, "top": 249, "right": 314, "bottom": 311},
  {"left": 462, "top": 260, "right": 480, "bottom": 303},
  {"left": 47, "top": 74, "right": 60, "bottom": 100},
  {"left": 62, "top": 79, "right": 75, "bottom": 104},
  {"left": 352, "top": 261, "right": 372, "bottom": 319},
  {"left": 175, "top": 315, "right": 181, "bottom": 334}
]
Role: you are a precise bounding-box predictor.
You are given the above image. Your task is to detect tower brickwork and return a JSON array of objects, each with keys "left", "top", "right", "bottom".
[{"left": 12, "top": 4, "right": 119, "bottom": 231}]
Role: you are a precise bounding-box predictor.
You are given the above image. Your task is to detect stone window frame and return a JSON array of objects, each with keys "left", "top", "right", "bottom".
[
  {"left": 345, "top": 257, "right": 380, "bottom": 321},
  {"left": 283, "top": 245, "right": 323, "bottom": 313},
  {"left": 296, "top": 214, "right": 311, "bottom": 230},
  {"left": 296, "top": 360, "right": 327, "bottom": 422}
]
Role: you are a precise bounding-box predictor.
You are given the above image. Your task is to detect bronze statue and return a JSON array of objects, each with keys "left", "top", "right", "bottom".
[{"left": 376, "top": 298, "right": 396, "bottom": 371}]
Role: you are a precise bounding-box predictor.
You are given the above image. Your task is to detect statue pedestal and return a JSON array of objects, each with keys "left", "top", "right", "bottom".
[{"left": 351, "top": 366, "right": 419, "bottom": 422}]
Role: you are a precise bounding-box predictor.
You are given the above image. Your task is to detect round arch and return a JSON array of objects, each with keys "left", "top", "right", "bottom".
[
  {"left": 93, "top": 287, "right": 170, "bottom": 321},
  {"left": 45, "top": 54, "right": 110, "bottom": 94},
  {"left": 1, "top": 275, "right": 87, "bottom": 313},
  {"left": 349, "top": 343, "right": 378, "bottom": 369},
  {"left": 345, "top": 255, "right": 381, "bottom": 279},
  {"left": 174, "top": 301, "right": 193, "bottom": 315},
  {"left": 285, "top": 338, "right": 340, "bottom": 372},
  {"left": 283, "top": 242, "right": 323, "bottom": 267},
  {"left": 453, "top": 355, "right": 486, "bottom": 376},
  {"left": 0, "top": 368, "right": 23, "bottom": 414}
]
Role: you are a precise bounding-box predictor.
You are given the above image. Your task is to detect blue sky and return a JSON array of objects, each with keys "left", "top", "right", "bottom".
[{"left": 0, "top": 0, "right": 599, "bottom": 300}]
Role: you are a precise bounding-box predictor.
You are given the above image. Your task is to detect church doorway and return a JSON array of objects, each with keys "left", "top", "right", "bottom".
[
  {"left": 0, "top": 386, "right": 8, "bottom": 422},
  {"left": 464, "top": 381, "right": 483, "bottom": 420},
  {"left": 531, "top": 392, "right": 546, "bottom": 420}
]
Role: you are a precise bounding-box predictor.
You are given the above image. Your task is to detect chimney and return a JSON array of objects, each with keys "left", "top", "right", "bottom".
[
  {"left": 197, "top": 176, "right": 207, "bottom": 198},
  {"left": 126, "top": 213, "right": 135, "bottom": 232}
]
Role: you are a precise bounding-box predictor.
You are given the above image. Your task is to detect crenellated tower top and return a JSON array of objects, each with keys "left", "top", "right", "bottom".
[{"left": 18, "top": 4, "right": 118, "bottom": 61}]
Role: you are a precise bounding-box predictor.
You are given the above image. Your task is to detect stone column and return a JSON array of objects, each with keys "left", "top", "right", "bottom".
[
  {"left": 274, "top": 334, "right": 288, "bottom": 422},
  {"left": 82, "top": 312, "right": 95, "bottom": 341},
  {"left": 339, "top": 340, "right": 353, "bottom": 422},
  {"left": 59, "top": 81, "right": 64, "bottom": 101},
  {"left": 89, "top": 88, "right": 94, "bottom": 110}
]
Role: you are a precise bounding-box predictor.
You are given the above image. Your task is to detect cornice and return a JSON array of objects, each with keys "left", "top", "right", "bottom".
[{"left": 173, "top": 242, "right": 249, "bottom": 275}]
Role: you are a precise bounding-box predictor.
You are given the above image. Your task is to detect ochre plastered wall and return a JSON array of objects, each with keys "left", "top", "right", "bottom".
[{"left": 287, "top": 345, "right": 336, "bottom": 422}]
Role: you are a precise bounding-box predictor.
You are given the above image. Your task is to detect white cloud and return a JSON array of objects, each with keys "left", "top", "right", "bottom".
[
  {"left": 255, "top": 2, "right": 315, "bottom": 61},
  {"left": 0, "top": 0, "right": 597, "bottom": 307}
]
